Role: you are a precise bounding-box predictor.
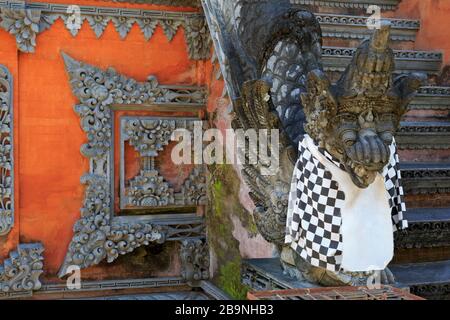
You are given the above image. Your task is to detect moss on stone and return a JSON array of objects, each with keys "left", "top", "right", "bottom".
[
  {"left": 207, "top": 164, "right": 256, "bottom": 299},
  {"left": 218, "top": 258, "right": 250, "bottom": 300}
]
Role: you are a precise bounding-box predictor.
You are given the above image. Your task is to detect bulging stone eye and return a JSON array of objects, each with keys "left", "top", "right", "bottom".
[{"left": 345, "top": 140, "right": 354, "bottom": 147}]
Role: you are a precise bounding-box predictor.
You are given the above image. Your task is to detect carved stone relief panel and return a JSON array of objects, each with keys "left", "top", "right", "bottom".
[
  {"left": 0, "top": 243, "right": 44, "bottom": 298},
  {"left": 59, "top": 52, "right": 208, "bottom": 277},
  {"left": 0, "top": 65, "right": 13, "bottom": 236},
  {"left": 180, "top": 239, "right": 210, "bottom": 285},
  {"left": 120, "top": 117, "right": 207, "bottom": 210},
  {"left": 0, "top": 1, "right": 211, "bottom": 59}
]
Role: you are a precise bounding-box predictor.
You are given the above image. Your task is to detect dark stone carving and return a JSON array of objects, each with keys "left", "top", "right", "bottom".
[
  {"left": 0, "top": 65, "right": 13, "bottom": 236},
  {"left": 203, "top": 0, "right": 423, "bottom": 287},
  {"left": 395, "top": 220, "right": 450, "bottom": 249},
  {"left": 322, "top": 46, "right": 442, "bottom": 75},
  {"left": 437, "top": 65, "right": 450, "bottom": 86},
  {"left": 0, "top": 243, "right": 44, "bottom": 296},
  {"left": 182, "top": 167, "right": 208, "bottom": 206},
  {"left": 410, "top": 283, "right": 450, "bottom": 300},
  {"left": 290, "top": 0, "right": 400, "bottom": 10},
  {"left": 397, "top": 122, "right": 450, "bottom": 150},
  {"left": 59, "top": 173, "right": 165, "bottom": 275},
  {"left": 184, "top": 16, "right": 212, "bottom": 60},
  {"left": 401, "top": 163, "right": 450, "bottom": 195},
  {"left": 180, "top": 239, "right": 210, "bottom": 285},
  {"left": 410, "top": 87, "right": 450, "bottom": 111},
  {"left": 104, "top": 0, "right": 201, "bottom": 7},
  {"left": 390, "top": 260, "right": 450, "bottom": 300},
  {"left": 58, "top": 53, "right": 207, "bottom": 277},
  {"left": 0, "top": 1, "right": 211, "bottom": 59},
  {"left": 316, "top": 13, "right": 419, "bottom": 42},
  {"left": 303, "top": 23, "right": 425, "bottom": 188},
  {"left": 104, "top": 0, "right": 402, "bottom": 11}
]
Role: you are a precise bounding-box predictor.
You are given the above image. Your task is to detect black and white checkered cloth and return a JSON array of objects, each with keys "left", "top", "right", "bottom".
[{"left": 286, "top": 137, "right": 407, "bottom": 272}]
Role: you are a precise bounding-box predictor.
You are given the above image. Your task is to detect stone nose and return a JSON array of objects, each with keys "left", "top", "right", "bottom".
[
  {"left": 348, "top": 134, "right": 390, "bottom": 166},
  {"left": 358, "top": 127, "right": 377, "bottom": 140}
]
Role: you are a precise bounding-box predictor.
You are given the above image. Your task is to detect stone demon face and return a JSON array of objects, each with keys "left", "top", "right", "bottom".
[{"left": 302, "top": 23, "right": 425, "bottom": 188}]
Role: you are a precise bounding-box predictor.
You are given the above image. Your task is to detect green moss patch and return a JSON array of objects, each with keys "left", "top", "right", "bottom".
[{"left": 207, "top": 164, "right": 256, "bottom": 299}]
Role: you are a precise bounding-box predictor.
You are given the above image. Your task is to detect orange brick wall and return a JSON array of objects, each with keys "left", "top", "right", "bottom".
[{"left": 388, "top": 0, "right": 450, "bottom": 66}]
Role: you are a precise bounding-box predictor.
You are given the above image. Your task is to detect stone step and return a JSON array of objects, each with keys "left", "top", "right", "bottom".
[
  {"left": 291, "top": 0, "right": 400, "bottom": 11},
  {"left": 410, "top": 87, "right": 450, "bottom": 111},
  {"left": 390, "top": 260, "right": 450, "bottom": 299},
  {"left": 323, "top": 47, "right": 443, "bottom": 75},
  {"left": 242, "top": 258, "right": 447, "bottom": 300},
  {"left": 400, "top": 162, "right": 450, "bottom": 195},
  {"left": 397, "top": 122, "right": 450, "bottom": 150},
  {"left": 395, "top": 208, "right": 450, "bottom": 249},
  {"left": 316, "top": 13, "right": 419, "bottom": 42}
]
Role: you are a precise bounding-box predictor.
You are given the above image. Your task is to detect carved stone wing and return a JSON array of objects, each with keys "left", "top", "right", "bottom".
[{"left": 202, "top": 0, "right": 323, "bottom": 247}]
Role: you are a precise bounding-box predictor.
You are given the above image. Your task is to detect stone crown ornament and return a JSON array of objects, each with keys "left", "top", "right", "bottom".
[{"left": 301, "top": 21, "right": 426, "bottom": 188}]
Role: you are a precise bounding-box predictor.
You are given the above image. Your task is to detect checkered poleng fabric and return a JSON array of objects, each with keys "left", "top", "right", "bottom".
[
  {"left": 286, "top": 137, "right": 407, "bottom": 272},
  {"left": 384, "top": 139, "right": 408, "bottom": 231}
]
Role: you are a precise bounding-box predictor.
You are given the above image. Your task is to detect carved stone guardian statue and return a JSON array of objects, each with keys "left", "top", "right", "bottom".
[{"left": 202, "top": 0, "right": 425, "bottom": 286}]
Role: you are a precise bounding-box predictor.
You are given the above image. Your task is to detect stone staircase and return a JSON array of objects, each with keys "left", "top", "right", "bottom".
[{"left": 292, "top": 0, "right": 450, "bottom": 299}]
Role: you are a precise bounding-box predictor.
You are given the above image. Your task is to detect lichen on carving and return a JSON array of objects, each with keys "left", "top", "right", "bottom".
[
  {"left": 180, "top": 239, "right": 210, "bottom": 283},
  {"left": 184, "top": 16, "right": 212, "bottom": 60}
]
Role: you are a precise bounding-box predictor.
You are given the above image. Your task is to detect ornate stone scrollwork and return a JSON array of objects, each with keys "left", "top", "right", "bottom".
[
  {"left": 0, "top": 65, "right": 13, "bottom": 236},
  {"left": 180, "top": 239, "right": 210, "bottom": 284},
  {"left": 124, "top": 119, "right": 176, "bottom": 157},
  {"left": 105, "top": 0, "right": 202, "bottom": 7},
  {"left": 126, "top": 169, "right": 175, "bottom": 207},
  {"left": 60, "top": 174, "right": 165, "bottom": 270},
  {"left": 120, "top": 117, "right": 207, "bottom": 209},
  {"left": 182, "top": 167, "right": 207, "bottom": 206},
  {"left": 64, "top": 52, "right": 205, "bottom": 159},
  {"left": 184, "top": 16, "right": 212, "bottom": 61},
  {"left": 0, "top": 1, "right": 211, "bottom": 59},
  {"left": 59, "top": 53, "right": 207, "bottom": 277},
  {"left": 0, "top": 243, "right": 44, "bottom": 296}
]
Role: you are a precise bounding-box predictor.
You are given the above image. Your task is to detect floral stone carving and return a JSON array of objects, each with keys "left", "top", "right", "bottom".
[
  {"left": 0, "top": 243, "right": 44, "bottom": 294},
  {"left": 180, "top": 239, "right": 210, "bottom": 284}
]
